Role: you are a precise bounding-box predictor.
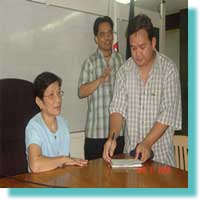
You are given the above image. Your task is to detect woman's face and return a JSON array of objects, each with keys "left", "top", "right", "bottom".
[{"left": 37, "top": 81, "right": 63, "bottom": 118}]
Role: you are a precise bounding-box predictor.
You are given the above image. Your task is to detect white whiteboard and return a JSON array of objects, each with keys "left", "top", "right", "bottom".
[
  {"left": 0, "top": 0, "right": 128, "bottom": 132},
  {"left": 0, "top": 1, "right": 96, "bottom": 132}
]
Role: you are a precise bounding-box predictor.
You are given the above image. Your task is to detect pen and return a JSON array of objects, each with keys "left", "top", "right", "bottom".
[
  {"left": 111, "top": 132, "right": 115, "bottom": 141},
  {"left": 109, "top": 132, "right": 116, "bottom": 160}
]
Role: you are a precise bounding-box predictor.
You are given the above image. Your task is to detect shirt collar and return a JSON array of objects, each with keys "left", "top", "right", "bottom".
[
  {"left": 152, "top": 50, "right": 159, "bottom": 70},
  {"left": 96, "top": 48, "right": 114, "bottom": 59},
  {"left": 148, "top": 50, "right": 159, "bottom": 76},
  {"left": 133, "top": 49, "right": 159, "bottom": 70}
]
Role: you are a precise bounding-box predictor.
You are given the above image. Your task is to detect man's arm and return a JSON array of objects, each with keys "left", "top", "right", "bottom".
[
  {"left": 136, "top": 64, "right": 181, "bottom": 162},
  {"left": 109, "top": 112, "right": 124, "bottom": 138},
  {"left": 136, "top": 122, "right": 169, "bottom": 161},
  {"left": 103, "top": 112, "right": 124, "bottom": 162},
  {"left": 78, "top": 67, "right": 112, "bottom": 98},
  {"left": 79, "top": 77, "right": 103, "bottom": 98}
]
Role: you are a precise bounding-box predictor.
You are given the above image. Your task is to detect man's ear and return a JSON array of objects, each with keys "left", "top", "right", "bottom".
[
  {"left": 35, "top": 96, "right": 43, "bottom": 110},
  {"left": 94, "top": 36, "right": 98, "bottom": 45},
  {"left": 152, "top": 37, "right": 156, "bottom": 50}
]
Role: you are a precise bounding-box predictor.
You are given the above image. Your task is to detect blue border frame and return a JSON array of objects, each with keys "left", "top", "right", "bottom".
[{"left": 9, "top": 9, "right": 196, "bottom": 197}]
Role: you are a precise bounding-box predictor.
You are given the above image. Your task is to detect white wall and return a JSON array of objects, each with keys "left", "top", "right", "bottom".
[
  {"left": 29, "top": 0, "right": 108, "bottom": 16},
  {"left": 29, "top": 0, "right": 161, "bottom": 27},
  {"left": 70, "top": 132, "right": 85, "bottom": 159},
  {"left": 165, "top": 29, "right": 180, "bottom": 69},
  {"left": 29, "top": 0, "right": 162, "bottom": 41}
]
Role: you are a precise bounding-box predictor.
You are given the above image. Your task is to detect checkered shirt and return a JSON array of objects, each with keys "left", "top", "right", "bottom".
[
  {"left": 78, "top": 48, "right": 124, "bottom": 138},
  {"left": 110, "top": 51, "right": 182, "bottom": 166}
]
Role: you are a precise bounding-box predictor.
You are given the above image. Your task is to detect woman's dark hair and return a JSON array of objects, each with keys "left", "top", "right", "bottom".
[
  {"left": 127, "top": 14, "right": 155, "bottom": 41},
  {"left": 93, "top": 16, "right": 113, "bottom": 36},
  {"left": 33, "top": 72, "right": 62, "bottom": 99}
]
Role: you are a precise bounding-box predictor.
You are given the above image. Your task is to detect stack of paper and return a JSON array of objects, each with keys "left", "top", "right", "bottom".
[{"left": 111, "top": 159, "right": 143, "bottom": 168}]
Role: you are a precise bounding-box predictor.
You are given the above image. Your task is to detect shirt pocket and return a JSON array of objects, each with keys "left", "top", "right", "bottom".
[
  {"left": 95, "top": 66, "right": 103, "bottom": 78},
  {"left": 145, "top": 89, "right": 161, "bottom": 116}
]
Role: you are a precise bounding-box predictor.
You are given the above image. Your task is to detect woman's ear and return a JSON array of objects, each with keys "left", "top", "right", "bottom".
[{"left": 35, "top": 96, "right": 43, "bottom": 110}]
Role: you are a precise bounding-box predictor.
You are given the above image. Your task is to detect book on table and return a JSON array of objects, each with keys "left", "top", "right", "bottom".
[{"left": 111, "top": 159, "right": 143, "bottom": 168}]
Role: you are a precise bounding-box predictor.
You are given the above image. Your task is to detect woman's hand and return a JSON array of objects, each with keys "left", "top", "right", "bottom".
[{"left": 63, "top": 157, "right": 88, "bottom": 167}]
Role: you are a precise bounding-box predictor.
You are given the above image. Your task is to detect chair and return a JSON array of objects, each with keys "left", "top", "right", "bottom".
[
  {"left": 0, "top": 79, "right": 39, "bottom": 177},
  {"left": 173, "top": 135, "right": 188, "bottom": 171}
]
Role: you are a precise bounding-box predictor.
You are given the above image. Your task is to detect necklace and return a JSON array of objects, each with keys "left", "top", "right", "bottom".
[{"left": 104, "top": 55, "right": 111, "bottom": 58}]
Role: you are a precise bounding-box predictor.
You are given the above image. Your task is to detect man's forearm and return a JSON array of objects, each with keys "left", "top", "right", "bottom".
[
  {"left": 108, "top": 112, "right": 123, "bottom": 139},
  {"left": 143, "top": 122, "right": 169, "bottom": 147},
  {"left": 78, "top": 77, "right": 103, "bottom": 98}
]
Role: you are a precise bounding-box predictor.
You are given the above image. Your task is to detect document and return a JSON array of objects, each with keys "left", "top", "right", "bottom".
[{"left": 111, "top": 159, "right": 143, "bottom": 168}]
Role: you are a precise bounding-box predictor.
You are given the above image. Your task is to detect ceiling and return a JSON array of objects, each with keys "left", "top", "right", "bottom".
[{"left": 134, "top": 0, "right": 188, "bottom": 15}]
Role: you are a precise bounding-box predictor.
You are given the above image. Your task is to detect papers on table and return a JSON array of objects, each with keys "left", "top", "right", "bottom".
[{"left": 111, "top": 159, "right": 143, "bottom": 168}]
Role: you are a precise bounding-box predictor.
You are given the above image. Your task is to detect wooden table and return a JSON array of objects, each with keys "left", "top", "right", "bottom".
[{"left": 0, "top": 155, "right": 188, "bottom": 188}]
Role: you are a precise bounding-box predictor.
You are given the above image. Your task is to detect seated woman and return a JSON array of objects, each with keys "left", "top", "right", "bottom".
[{"left": 25, "top": 72, "right": 87, "bottom": 173}]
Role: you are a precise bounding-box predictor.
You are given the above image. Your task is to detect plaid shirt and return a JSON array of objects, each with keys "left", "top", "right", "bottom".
[
  {"left": 110, "top": 51, "right": 182, "bottom": 166},
  {"left": 78, "top": 48, "right": 124, "bottom": 138}
]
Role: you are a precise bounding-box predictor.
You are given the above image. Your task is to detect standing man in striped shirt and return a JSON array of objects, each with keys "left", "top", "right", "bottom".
[
  {"left": 103, "top": 14, "right": 182, "bottom": 167},
  {"left": 78, "top": 16, "right": 125, "bottom": 160}
]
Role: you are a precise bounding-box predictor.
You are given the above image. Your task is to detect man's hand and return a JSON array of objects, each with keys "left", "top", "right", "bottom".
[
  {"left": 135, "top": 141, "right": 151, "bottom": 162},
  {"left": 103, "top": 138, "right": 116, "bottom": 163},
  {"left": 100, "top": 67, "right": 112, "bottom": 83}
]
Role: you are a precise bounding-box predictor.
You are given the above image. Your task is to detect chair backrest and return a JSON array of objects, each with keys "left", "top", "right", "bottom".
[
  {"left": 0, "top": 79, "right": 39, "bottom": 177},
  {"left": 173, "top": 135, "right": 188, "bottom": 171}
]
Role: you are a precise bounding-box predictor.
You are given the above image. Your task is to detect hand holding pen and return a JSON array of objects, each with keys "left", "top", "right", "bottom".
[{"left": 103, "top": 132, "right": 117, "bottom": 163}]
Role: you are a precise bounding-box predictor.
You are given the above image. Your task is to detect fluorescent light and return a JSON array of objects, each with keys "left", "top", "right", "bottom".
[{"left": 115, "top": 0, "right": 137, "bottom": 4}]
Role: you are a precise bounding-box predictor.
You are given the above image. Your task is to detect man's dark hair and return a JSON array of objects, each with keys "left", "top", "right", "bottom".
[
  {"left": 33, "top": 71, "right": 62, "bottom": 99},
  {"left": 127, "top": 14, "right": 155, "bottom": 41},
  {"left": 93, "top": 16, "right": 113, "bottom": 36}
]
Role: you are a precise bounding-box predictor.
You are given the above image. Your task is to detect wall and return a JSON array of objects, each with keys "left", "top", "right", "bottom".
[
  {"left": 165, "top": 29, "right": 180, "bottom": 69},
  {"left": 70, "top": 132, "right": 85, "bottom": 159},
  {"left": 166, "top": 10, "right": 188, "bottom": 135}
]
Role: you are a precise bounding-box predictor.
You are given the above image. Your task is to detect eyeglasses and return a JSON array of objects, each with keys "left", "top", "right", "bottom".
[
  {"left": 43, "top": 90, "right": 64, "bottom": 100},
  {"left": 98, "top": 30, "right": 113, "bottom": 38}
]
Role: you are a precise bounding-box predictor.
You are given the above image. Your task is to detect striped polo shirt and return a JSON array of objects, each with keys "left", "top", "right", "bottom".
[{"left": 78, "top": 48, "right": 124, "bottom": 138}]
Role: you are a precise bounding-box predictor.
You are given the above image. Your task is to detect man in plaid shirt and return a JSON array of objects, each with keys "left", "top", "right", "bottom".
[
  {"left": 103, "top": 14, "right": 182, "bottom": 167},
  {"left": 78, "top": 16, "right": 124, "bottom": 160}
]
